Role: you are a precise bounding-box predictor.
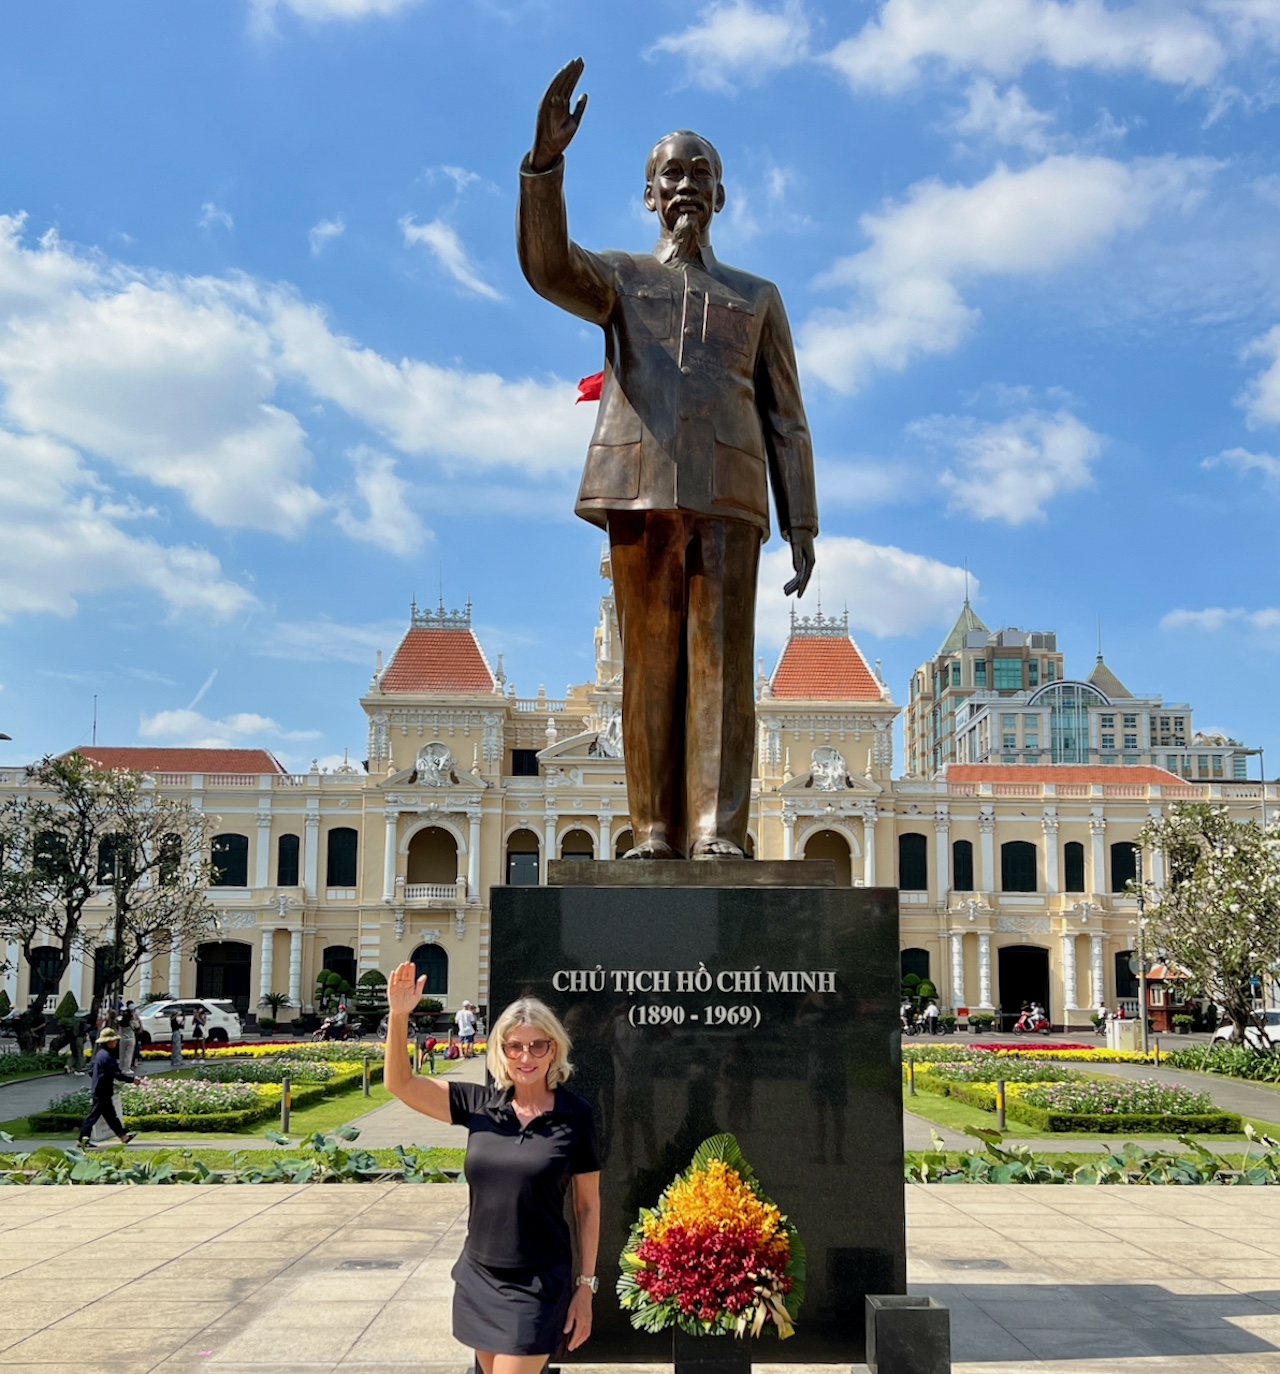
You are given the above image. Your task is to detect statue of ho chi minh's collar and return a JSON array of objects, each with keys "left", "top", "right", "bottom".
[{"left": 517, "top": 58, "right": 819, "bottom": 861}]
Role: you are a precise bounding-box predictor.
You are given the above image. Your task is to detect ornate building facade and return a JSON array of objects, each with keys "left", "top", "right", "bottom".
[{"left": 2, "top": 571, "right": 1272, "bottom": 1030}]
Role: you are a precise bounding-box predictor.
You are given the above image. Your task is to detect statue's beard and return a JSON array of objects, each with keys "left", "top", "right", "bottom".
[{"left": 671, "top": 211, "right": 702, "bottom": 259}]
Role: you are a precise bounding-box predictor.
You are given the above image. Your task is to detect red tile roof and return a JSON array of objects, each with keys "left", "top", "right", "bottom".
[
  {"left": 770, "top": 635, "right": 883, "bottom": 701},
  {"left": 948, "top": 765, "right": 1183, "bottom": 785},
  {"left": 71, "top": 747, "right": 285, "bottom": 775},
  {"left": 380, "top": 627, "right": 497, "bottom": 694}
]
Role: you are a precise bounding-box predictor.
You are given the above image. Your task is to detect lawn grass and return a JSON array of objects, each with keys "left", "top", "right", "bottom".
[{"left": 903, "top": 1087, "right": 1280, "bottom": 1143}]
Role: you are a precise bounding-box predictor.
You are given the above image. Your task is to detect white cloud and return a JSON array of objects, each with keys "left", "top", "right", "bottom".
[
  {"left": 757, "top": 536, "right": 972, "bottom": 644},
  {"left": 0, "top": 428, "right": 254, "bottom": 623},
  {"left": 922, "top": 409, "right": 1102, "bottom": 522},
  {"left": 139, "top": 707, "right": 320, "bottom": 748},
  {"left": 1204, "top": 445, "right": 1280, "bottom": 485},
  {"left": 255, "top": 617, "right": 402, "bottom": 664},
  {"left": 1161, "top": 606, "right": 1280, "bottom": 631},
  {"left": 198, "top": 202, "right": 234, "bottom": 232},
  {"left": 249, "top": 0, "right": 423, "bottom": 21},
  {"left": 427, "top": 165, "right": 490, "bottom": 195},
  {"left": 308, "top": 216, "right": 345, "bottom": 255},
  {"left": 953, "top": 79, "right": 1055, "bottom": 152},
  {"left": 334, "top": 445, "right": 428, "bottom": 555},
  {"left": 401, "top": 216, "right": 502, "bottom": 300},
  {"left": 799, "top": 154, "right": 1212, "bottom": 394},
  {"left": 826, "top": 0, "right": 1226, "bottom": 94},
  {"left": 1239, "top": 326, "right": 1280, "bottom": 426},
  {"left": 649, "top": 0, "right": 810, "bottom": 91}
]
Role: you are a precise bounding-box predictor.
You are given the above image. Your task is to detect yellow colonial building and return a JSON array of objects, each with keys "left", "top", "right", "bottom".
[{"left": 2, "top": 573, "right": 1272, "bottom": 1031}]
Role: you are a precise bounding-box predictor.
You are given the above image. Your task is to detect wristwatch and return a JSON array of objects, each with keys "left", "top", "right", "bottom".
[{"left": 576, "top": 1275, "right": 598, "bottom": 1293}]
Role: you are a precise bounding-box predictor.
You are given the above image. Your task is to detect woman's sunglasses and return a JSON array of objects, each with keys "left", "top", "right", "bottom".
[{"left": 502, "top": 1038, "right": 553, "bottom": 1059}]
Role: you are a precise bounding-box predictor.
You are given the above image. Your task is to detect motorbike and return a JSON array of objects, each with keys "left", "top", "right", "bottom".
[
  {"left": 1013, "top": 1009, "right": 1052, "bottom": 1036},
  {"left": 312, "top": 1015, "right": 360, "bottom": 1043}
]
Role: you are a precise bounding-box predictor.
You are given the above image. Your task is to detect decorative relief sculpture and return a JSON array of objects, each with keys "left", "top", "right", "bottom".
[
  {"left": 808, "top": 746, "right": 850, "bottom": 792},
  {"left": 414, "top": 744, "right": 460, "bottom": 788}
]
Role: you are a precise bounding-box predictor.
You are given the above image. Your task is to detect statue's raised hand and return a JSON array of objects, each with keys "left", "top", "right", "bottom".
[{"left": 531, "top": 58, "right": 588, "bottom": 173}]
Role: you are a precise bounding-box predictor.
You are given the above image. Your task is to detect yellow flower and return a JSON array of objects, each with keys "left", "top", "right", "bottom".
[{"left": 645, "top": 1159, "right": 787, "bottom": 1252}]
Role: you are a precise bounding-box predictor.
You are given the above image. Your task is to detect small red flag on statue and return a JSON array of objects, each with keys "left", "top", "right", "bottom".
[{"left": 576, "top": 371, "right": 603, "bottom": 403}]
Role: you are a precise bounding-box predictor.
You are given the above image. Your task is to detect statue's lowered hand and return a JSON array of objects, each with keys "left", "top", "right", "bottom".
[
  {"left": 783, "top": 530, "right": 815, "bottom": 598},
  {"left": 531, "top": 57, "right": 588, "bottom": 173}
]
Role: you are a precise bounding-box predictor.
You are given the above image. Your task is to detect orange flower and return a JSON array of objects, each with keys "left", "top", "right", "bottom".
[{"left": 645, "top": 1158, "right": 788, "bottom": 1261}]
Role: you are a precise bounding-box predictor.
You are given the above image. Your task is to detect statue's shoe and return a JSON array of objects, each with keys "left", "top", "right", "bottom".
[
  {"left": 621, "top": 839, "right": 678, "bottom": 859},
  {"left": 689, "top": 837, "right": 745, "bottom": 860}
]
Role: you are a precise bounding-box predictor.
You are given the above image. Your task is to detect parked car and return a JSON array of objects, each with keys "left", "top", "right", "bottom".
[
  {"left": 136, "top": 998, "right": 243, "bottom": 1046},
  {"left": 1211, "top": 1010, "right": 1280, "bottom": 1050}
]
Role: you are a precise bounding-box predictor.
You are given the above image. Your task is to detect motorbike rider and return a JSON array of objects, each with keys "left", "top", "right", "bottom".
[{"left": 900, "top": 1000, "right": 916, "bottom": 1032}]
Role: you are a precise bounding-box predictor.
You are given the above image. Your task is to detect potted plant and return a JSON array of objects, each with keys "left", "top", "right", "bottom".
[
  {"left": 968, "top": 1012, "right": 995, "bottom": 1033},
  {"left": 1173, "top": 1014, "right": 1194, "bottom": 1034},
  {"left": 939, "top": 1014, "right": 957, "bottom": 1034},
  {"left": 258, "top": 991, "right": 294, "bottom": 1035}
]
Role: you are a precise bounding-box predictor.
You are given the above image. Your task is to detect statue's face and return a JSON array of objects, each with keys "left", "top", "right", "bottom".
[{"left": 644, "top": 134, "right": 725, "bottom": 233}]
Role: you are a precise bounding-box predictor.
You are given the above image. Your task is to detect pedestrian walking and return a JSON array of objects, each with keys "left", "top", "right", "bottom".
[
  {"left": 384, "top": 967, "right": 600, "bottom": 1368},
  {"left": 169, "top": 1007, "right": 185, "bottom": 1068},
  {"left": 78, "top": 1028, "right": 138, "bottom": 1148},
  {"left": 118, "top": 1001, "right": 140, "bottom": 1074},
  {"left": 191, "top": 1006, "right": 207, "bottom": 1059},
  {"left": 456, "top": 1001, "right": 478, "bottom": 1059},
  {"left": 923, "top": 1000, "right": 940, "bottom": 1036}
]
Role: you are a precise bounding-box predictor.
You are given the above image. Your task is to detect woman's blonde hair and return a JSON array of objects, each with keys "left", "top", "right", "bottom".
[{"left": 486, "top": 997, "right": 574, "bottom": 1089}]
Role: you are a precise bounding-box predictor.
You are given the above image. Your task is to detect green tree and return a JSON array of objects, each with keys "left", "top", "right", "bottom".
[{"left": 1138, "top": 803, "right": 1280, "bottom": 1046}]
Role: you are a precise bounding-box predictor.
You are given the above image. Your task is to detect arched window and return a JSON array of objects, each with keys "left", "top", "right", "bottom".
[
  {"left": 506, "top": 829, "right": 540, "bottom": 886},
  {"left": 158, "top": 832, "right": 183, "bottom": 886},
  {"left": 33, "top": 830, "right": 68, "bottom": 883},
  {"left": 1001, "top": 840, "right": 1038, "bottom": 893},
  {"left": 898, "top": 833, "right": 928, "bottom": 891},
  {"left": 326, "top": 827, "right": 359, "bottom": 888},
  {"left": 97, "top": 833, "right": 130, "bottom": 885},
  {"left": 411, "top": 942, "right": 449, "bottom": 996},
  {"left": 195, "top": 940, "right": 253, "bottom": 1013},
  {"left": 952, "top": 839, "right": 974, "bottom": 892},
  {"left": 560, "top": 828, "right": 594, "bottom": 861},
  {"left": 1063, "top": 841, "right": 1085, "bottom": 894},
  {"left": 93, "top": 943, "right": 122, "bottom": 999},
  {"left": 1110, "top": 841, "right": 1139, "bottom": 893},
  {"left": 803, "top": 829, "right": 852, "bottom": 886},
  {"left": 277, "top": 834, "right": 300, "bottom": 887},
  {"left": 29, "top": 947, "right": 61, "bottom": 1002},
  {"left": 211, "top": 833, "right": 249, "bottom": 887},
  {"left": 901, "top": 948, "right": 930, "bottom": 983},
  {"left": 613, "top": 829, "right": 634, "bottom": 860},
  {"left": 407, "top": 827, "right": 458, "bottom": 884},
  {"left": 322, "top": 944, "right": 357, "bottom": 991}
]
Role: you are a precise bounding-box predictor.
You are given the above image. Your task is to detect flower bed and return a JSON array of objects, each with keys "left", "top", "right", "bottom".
[
  {"left": 192, "top": 1059, "right": 337, "bottom": 1084},
  {"left": 28, "top": 1060, "right": 379, "bottom": 1133},
  {"left": 138, "top": 1040, "right": 397, "bottom": 1063},
  {"left": 1010, "top": 1078, "right": 1240, "bottom": 1134},
  {"left": 0, "top": 1052, "right": 65, "bottom": 1081},
  {"left": 1164, "top": 1045, "right": 1280, "bottom": 1083},
  {"left": 922, "top": 1060, "right": 1080, "bottom": 1084}
]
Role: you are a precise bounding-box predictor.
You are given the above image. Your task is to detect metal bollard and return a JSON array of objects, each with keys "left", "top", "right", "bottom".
[
  {"left": 996, "top": 1078, "right": 1006, "bottom": 1131},
  {"left": 362, "top": 1054, "right": 371, "bottom": 1097},
  {"left": 907, "top": 1060, "right": 916, "bottom": 1097},
  {"left": 281, "top": 1072, "right": 291, "bottom": 1133}
]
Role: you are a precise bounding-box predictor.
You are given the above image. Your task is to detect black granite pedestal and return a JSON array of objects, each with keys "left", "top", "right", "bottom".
[{"left": 489, "top": 877, "right": 906, "bottom": 1364}]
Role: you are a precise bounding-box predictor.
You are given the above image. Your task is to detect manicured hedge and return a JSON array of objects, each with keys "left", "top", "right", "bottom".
[
  {"left": 1006, "top": 1099, "right": 1241, "bottom": 1134},
  {"left": 0, "top": 1052, "right": 64, "bottom": 1081},
  {"left": 28, "top": 1061, "right": 382, "bottom": 1134}
]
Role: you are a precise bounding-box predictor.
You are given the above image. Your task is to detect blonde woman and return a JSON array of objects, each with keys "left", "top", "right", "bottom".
[{"left": 385, "top": 965, "right": 601, "bottom": 1374}]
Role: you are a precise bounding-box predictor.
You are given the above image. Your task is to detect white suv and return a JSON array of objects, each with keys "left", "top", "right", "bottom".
[
  {"left": 1211, "top": 1010, "right": 1280, "bottom": 1050},
  {"left": 136, "top": 999, "right": 243, "bottom": 1046}
]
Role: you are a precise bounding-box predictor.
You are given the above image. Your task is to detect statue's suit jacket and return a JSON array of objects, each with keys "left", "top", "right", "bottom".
[{"left": 518, "top": 157, "right": 819, "bottom": 541}]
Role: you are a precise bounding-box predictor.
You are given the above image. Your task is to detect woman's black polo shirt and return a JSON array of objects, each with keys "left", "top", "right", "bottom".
[{"left": 450, "top": 1080, "right": 601, "bottom": 1269}]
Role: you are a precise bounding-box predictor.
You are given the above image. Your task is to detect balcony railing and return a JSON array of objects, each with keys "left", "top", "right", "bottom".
[{"left": 404, "top": 881, "right": 468, "bottom": 902}]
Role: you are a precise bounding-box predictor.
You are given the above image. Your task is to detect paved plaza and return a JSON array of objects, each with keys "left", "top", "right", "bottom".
[{"left": 2, "top": 1179, "right": 1280, "bottom": 1373}]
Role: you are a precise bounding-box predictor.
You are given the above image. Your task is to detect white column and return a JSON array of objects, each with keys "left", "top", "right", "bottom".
[
  {"left": 598, "top": 812, "right": 613, "bottom": 862},
  {"left": 3, "top": 941, "right": 17, "bottom": 1005},
  {"left": 138, "top": 946, "right": 153, "bottom": 1003},
  {"left": 1061, "top": 931, "right": 1078, "bottom": 1009},
  {"left": 978, "top": 933, "right": 993, "bottom": 1008},
  {"left": 863, "top": 813, "right": 877, "bottom": 885},
  {"left": 935, "top": 812, "right": 950, "bottom": 898},
  {"left": 289, "top": 928, "right": 303, "bottom": 1008},
  {"left": 68, "top": 943, "right": 86, "bottom": 1006},
  {"left": 259, "top": 927, "right": 275, "bottom": 1003},
  {"left": 304, "top": 813, "right": 320, "bottom": 901},
  {"left": 255, "top": 812, "right": 272, "bottom": 889},
  {"left": 1043, "top": 812, "right": 1059, "bottom": 894},
  {"left": 542, "top": 813, "right": 557, "bottom": 883},
  {"left": 1090, "top": 934, "right": 1105, "bottom": 1010},
  {"left": 1089, "top": 815, "right": 1106, "bottom": 895},
  {"left": 467, "top": 810, "right": 481, "bottom": 898},
  {"left": 950, "top": 932, "right": 965, "bottom": 1007},
  {"left": 382, "top": 810, "right": 398, "bottom": 903},
  {"left": 168, "top": 941, "right": 183, "bottom": 1000},
  {"left": 979, "top": 811, "right": 995, "bottom": 892},
  {"left": 782, "top": 810, "right": 795, "bottom": 860}
]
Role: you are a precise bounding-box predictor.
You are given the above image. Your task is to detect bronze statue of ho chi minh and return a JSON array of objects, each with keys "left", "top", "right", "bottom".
[{"left": 518, "top": 57, "right": 818, "bottom": 862}]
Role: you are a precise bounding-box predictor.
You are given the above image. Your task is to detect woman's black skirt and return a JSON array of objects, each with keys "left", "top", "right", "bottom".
[{"left": 451, "top": 1253, "right": 573, "bottom": 1356}]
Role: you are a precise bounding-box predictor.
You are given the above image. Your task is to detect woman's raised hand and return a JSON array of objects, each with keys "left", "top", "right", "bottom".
[{"left": 388, "top": 962, "right": 426, "bottom": 1017}]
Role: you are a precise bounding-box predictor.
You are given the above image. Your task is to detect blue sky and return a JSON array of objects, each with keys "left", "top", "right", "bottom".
[{"left": 1, "top": 0, "right": 1279, "bottom": 773}]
